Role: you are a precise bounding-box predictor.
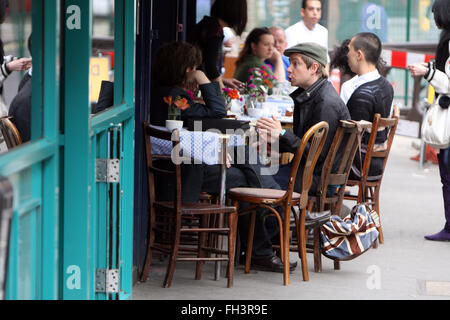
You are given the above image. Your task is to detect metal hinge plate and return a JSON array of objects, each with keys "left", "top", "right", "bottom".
[
  {"left": 95, "top": 269, "right": 119, "bottom": 293},
  {"left": 96, "top": 159, "right": 120, "bottom": 183}
]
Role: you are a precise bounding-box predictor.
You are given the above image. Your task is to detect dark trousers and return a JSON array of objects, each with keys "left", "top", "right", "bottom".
[
  {"left": 438, "top": 150, "right": 450, "bottom": 232},
  {"left": 202, "top": 164, "right": 279, "bottom": 258}
]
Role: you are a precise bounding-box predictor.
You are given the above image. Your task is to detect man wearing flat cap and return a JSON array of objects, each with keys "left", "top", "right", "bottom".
[{"left": 257, "top": 42, "right": 350, "bottom": 194}]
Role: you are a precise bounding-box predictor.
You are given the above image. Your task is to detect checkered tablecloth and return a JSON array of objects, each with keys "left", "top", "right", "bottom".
[{"left": 150, "top": 126, "right": 246, "bottom": 165}]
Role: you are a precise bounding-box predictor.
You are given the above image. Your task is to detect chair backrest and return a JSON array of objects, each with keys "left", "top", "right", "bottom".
[
  {"left": 143, "top": 122, "right": 182, "bottom": 209},
  {"left": 287, "top": 121, "right": 329, "bottom": 209},
  {"left": 0, "top": 117, "right": 22, "bottom": 152},
  {"left": 359, "top": 108, "right": 399, "bottom": 187},
  {"left": 315, "top": 120, "right": 371, "bottom": 214}
]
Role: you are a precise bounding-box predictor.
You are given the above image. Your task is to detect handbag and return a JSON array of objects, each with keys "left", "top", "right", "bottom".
[
  {"left": 320, "top": 203, "right": 380, "bottom": 260},
  {"left": 421, "top": 100, "right": 450, "bottom": 149},
  {"left": 421, "top": 43, "right": 450, "bottom": 150},
  {"left": 320, "top": 120, "right": 380, "bottom": 260}
]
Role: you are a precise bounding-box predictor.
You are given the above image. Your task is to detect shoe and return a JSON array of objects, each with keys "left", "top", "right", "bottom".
[
  {"left": 424, "top": 229, "right": 450, "bottom": 241},
  {"left": 251, "top": 255, "right": 297, "bottom": 273}
]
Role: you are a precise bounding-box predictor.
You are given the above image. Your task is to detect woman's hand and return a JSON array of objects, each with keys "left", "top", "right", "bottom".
[
  {"left": 7, "top": 58, "right": 32, "bottom": 72},
  {"left": 407, "top": 62, "right": 428, "bottom": 77},
  {"left": 185, "top": 70, "right": 209, "bottom": 90},
  {"left": 223, "top": 77, "right": 244, "bottom": 90}
]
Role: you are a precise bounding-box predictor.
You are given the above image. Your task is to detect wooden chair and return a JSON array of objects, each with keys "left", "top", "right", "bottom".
[
  {"left": 0, "top": 117, "right": 22, "bottom": 152},
  {"left": 344, "top": 106, "right": 400, "bottom": 245},
  {"left": 228, "top": 121, "right": 329, "bottom": 285},
  {"left": 296, "top": 120, "right": 372, "bottom": 273},
  {"left": 140, "top": 122, "right": 238, "bottom": 288}
]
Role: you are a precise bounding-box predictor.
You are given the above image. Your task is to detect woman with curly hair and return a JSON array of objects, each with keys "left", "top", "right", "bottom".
[{"left": 150, "top": 41, "right": 227, "bottom": 127}]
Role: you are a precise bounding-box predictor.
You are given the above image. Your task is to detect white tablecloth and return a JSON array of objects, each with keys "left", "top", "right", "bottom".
[{"left": 150, "top": 125, "right": 246, "bottom": 165}]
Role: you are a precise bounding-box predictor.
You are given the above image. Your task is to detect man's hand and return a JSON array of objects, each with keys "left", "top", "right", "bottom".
[
  {"left": 226, "top": 152, "right": 232, "bottom": 169},
  {"left": 7, "top": 58, "right": 32, "bottom": 72},
  {"left": 267, "top": 47, "right": 282, "bottom": 65},
  {"left": 256, "top": 115, "right": 283, "bottom": 144}
]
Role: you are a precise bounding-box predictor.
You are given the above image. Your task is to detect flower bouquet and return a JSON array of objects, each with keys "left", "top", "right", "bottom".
[
  {"left": 163, "top": 95, "right": 190, "bottom": 131},
  {"left": 222, "top": 88, "right": 242, "bottom": 113},
  {"left": 244, "top": 65, "right": 278, "bottom": 105}
]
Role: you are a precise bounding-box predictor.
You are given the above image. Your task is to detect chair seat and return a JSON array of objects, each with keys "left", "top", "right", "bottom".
[
  {"left": 155, "top": 201, "right": 236, "bottom": 215},
  {"left": 305, "top": 210, "right": 331, "bottom": 228},
  {"left": 228, "top": 188, "right": 301, "bottom": 204}
]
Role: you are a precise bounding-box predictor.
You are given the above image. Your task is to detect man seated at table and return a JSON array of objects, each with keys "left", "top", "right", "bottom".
[
  {"left": 151, "top": 41, "right": 297, "bottom": 273},
  {"left": 341, "top": 32, "right": 393, "bottom": 181},
  {"left": 256, "top": 42, "right": 350, "bottom": 195}
]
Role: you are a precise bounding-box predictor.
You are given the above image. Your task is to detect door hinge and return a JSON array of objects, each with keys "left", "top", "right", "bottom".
[
  {"left": 95, "top": 269, "right": 119, "bottom": 293},
  {"left": 96, "top": 159, "right": 120, "bottom": 183}
]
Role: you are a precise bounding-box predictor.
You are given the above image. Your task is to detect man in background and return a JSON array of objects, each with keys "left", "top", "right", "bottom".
[
  {"left": 265, "top": 26, "right": 290, "bottom": 81},
  {"left": 285, "top": 0, "right": 328, "bottom": 51}
]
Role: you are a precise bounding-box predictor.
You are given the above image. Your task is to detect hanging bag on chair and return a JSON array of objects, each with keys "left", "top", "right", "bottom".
[{"left": 320, "top": 121, "right": 381, "bottom": 260}]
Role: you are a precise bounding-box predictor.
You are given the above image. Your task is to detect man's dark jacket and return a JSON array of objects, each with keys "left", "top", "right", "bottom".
[{"left": 279, "top": 78, "right": 350, "bottom": 193}]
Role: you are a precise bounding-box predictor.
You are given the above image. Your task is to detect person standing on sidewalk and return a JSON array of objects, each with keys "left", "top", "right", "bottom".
[
  {"left": 408, "top": 0, "right": 450, "bottom": 242},
  {"left": 285, "top": 0, "right": 329, "bottom": 68}
]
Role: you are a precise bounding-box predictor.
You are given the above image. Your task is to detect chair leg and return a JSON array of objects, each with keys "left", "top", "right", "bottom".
[
  {"left": 195, "top": 215, "right": 208, "bottom": 280},
  {"left": 334, "top": 260, "right": 340, "bottom": 270},
  {"left": 313, "top": 227, "right": 322, "bottom": 273},
  {"left": 163, "top": 229, "right": 180, "bottom": 288},
  {"left": 140, "top": 215, "right": 156, "bottom": 282},
  {"left": 297, "top": 208, "right": 309, "bottom": 282},
  {"left": 227, "top": 211, "right": 237, "bottom": 288},
  {"left": 233, "top": 201, "right": 241, "bottom": 268},
  {"left": 245, "top": 211, "right": 257, "bottom": 274},
  {"left": 283, "top": 206, "right": 291, "bottom": 286},
  {"left": 374, "top": 186, "right": 384, "bottom": 244}
]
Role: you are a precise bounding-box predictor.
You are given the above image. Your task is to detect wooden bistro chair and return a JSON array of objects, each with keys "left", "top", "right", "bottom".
[
  {"left": 0, "top": 117, "right": 22, "bottom": 150},
  {"left": 344, "top": 107, "right": 400, "bottom": 246},
  {"left": 228, "top": 121, "right": 329, "bottom": 285},
  {"left": 140, "top": 122, "right": 238, "bottom": 288},
  {"left": 297, "top": 120, "right": 372, "bottom": 273}
]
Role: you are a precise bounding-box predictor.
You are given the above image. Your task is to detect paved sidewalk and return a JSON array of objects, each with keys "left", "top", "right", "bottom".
[{"left": 132, "top": 135, "right": 450, "bottom": 300}]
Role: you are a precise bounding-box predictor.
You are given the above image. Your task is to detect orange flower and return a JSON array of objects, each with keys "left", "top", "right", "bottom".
[
  {"left": 229, "top": 89, "right": 239, "bottom": 99},
  {"left": 174, "top": 97, "right": 190, "bottom": 110},
  {"left": 263, "top": 79, "right": 273, "bottom": 89},
  {"left": 163, "top": 96, "right": 173, "bottom": 106}
]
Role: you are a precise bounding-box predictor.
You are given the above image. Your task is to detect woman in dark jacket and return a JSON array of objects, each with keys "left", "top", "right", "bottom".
[
  {"left": 408, "top": 0, "right": 450, "bottom": 242},
  {"left": 188, "top": 0, "right": 247, "bottom": 90},
  {"left": 150, "top": 41, "right": 227, "bottom": 126}
]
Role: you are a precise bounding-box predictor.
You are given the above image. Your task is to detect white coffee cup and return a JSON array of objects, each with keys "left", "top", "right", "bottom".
[{"left": 165, "top": 120, "right": 183, "bottom": 132}]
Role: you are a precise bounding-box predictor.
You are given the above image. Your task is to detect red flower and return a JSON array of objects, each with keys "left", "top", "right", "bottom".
[
  {"left": 174, "top": 97, "right": 190, "bottom": 110},
  {"left": 163, "top": 96, "right": 173, "bottom": 106}
]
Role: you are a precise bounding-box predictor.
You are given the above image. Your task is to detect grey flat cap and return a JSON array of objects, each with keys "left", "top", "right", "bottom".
[{"left": 284, "top": 42, "right": 328, "bottom": 67}]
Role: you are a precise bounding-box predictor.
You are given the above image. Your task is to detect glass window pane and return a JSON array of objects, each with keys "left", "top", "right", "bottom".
[
  {"left": 91, "top": 0, "right": 114, "bottom": 114},
  {"left": 0, "top": 0, "right": 35, "bottom": 151}
]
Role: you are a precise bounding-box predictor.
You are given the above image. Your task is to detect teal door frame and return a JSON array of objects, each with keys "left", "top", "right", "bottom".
[
  {"left": 2, "top": 0, "right": 135, "bottom": 300},
  {"left": 62, "top": 0, "right": 135, "bottom": 300},
  {"left": 2, "top": 1, "right": 60, "bottom": 299}
]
